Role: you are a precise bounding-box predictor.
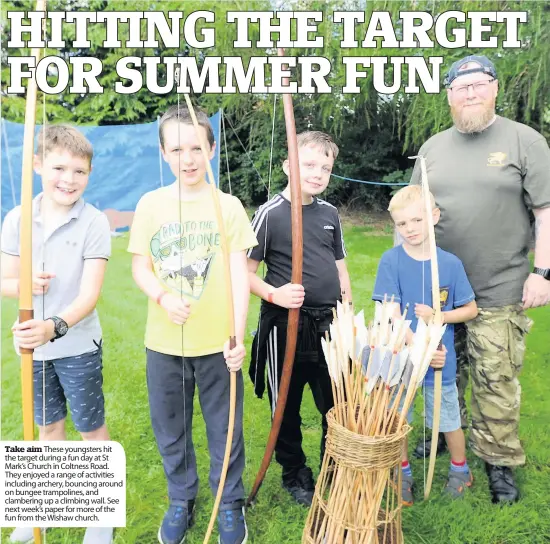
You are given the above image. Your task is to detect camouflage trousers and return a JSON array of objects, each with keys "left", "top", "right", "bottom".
[
  {"left": 455, "top": 304, "right": 533, "bottom": 466},
  {"left": 455, "top": 322, "right": 469, "bottom": 429}
]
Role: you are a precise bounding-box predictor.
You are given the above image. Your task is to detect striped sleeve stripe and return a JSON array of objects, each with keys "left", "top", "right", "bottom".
[
  {"left": 317, "top": 198, "right": 336, "bottom": 209},
  {"left": 250, "top": 194, "right": 284, "bottom": 233},
  {"left": 337, "top": 213, "right": 347, "bottom": 257},
  {"left": 247, "top": 195, "right": 284, "bottom": 257}
]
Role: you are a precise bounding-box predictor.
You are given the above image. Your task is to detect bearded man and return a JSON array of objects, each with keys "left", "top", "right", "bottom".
[{"left": 410, "top": 55, "right": 550, "bottom": 503}]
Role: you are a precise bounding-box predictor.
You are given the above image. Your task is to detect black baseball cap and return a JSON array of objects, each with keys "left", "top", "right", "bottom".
[{"left": 444, "top": 55, "right": 497, "bottom": 87}]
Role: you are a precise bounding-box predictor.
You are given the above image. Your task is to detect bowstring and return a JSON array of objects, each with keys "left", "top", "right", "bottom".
[
  {"left": 174, "top": 63, "right": 190, "bottom": 497},
  {"left": 263, "top": 96, "right": 277, "bottom": 414},
  {"left": 41, "top": 11, "right": 47, "bottom": 543},
  {"left": 221, "top": 111, "right": 231, "bottom": 196},
  {"left": 418, "top": 156, "right": 428, "bottom": 493},
  {"left": 220, "top": 108, "right": 243, "bottom": 486},
  {"left": 246, "top": 95, "right": 277, "bottom": 496},
  {"left": 41, "top": 110, "right": 46, "bottom": 437},
  {"left": 157, "top": 116, "right": 164, "bottom": 188}
]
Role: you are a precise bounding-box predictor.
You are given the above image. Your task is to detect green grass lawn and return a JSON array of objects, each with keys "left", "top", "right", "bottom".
[{"left": 2, "top": 227, "right": 549, "bottom": 544}]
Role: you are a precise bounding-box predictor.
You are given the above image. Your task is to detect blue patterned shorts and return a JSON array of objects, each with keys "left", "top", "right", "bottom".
[{"left": 33, "top": 346, "right": 105, "bottom": 433}]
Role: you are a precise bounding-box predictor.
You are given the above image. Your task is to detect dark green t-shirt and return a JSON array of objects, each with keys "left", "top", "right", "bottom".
[{"left": 411, "top": 116, "right": 550, "bottom": 307}]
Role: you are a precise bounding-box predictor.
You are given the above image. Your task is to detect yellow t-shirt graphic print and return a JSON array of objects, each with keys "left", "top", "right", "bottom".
[
  {"left": 151, "top": 220, "right": 218, "bottom": 301},
  {"left": 128, "top": 185, "right": 258, "bottom": 357}
]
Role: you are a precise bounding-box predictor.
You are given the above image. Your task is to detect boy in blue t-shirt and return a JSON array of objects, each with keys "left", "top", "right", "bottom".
[{"left": 373, "top": 185, "right": 478, "bottom": 505}]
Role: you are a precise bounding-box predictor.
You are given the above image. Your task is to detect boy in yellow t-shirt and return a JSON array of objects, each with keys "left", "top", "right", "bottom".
[{"left": 128, "top": 105, "right": 257, "bottom": 544}]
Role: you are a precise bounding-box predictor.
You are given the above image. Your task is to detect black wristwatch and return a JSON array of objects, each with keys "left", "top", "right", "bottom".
[
  {"left": 47, "top": 316, "right": 69, "bottom": 341},
  {"left": 533, "top": 267, "right": 550, "bottom": 281}
]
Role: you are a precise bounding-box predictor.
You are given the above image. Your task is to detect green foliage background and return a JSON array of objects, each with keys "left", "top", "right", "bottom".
[{"left": 2, "top": 0, "right": 549, "bottom": 210}]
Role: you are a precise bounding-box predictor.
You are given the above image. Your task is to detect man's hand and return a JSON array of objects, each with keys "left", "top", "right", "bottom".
[
  {"left": 12, "top": 319, "right": 55, "bottom": 349},
  {"left": 415, "top": 303, "right": 434, "bottom": 324},
  {"left": 273, "top": 283, "right": 305, "bottom": 309},
  {"left": 32, "top": 272, "right": 55, "bottom": 295},
  {"left": 223, "top": 340, "right": 246, "bottom": 372},
  {"left": 522, "top": 273, "right": 550, "bottom": 309},
  {"left": 430, "top": 345, "right": 447, "bottom": 369},
  {"left": 160, "top": 294, "right": 191, "bottom": 325}
]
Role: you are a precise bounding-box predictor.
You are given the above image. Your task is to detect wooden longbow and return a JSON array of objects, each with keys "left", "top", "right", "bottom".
[
  {"left": 418, "top": 156, "right": 442, "bottom": 500},
  {"left": 19, "top": 2, "right": 46, "bottom": 543},
  {"left": 181, "top": 95, "right": 237, "bottom": 543},
  {"left": 246, "top": 48, "right": 303, "bottom": 507}
]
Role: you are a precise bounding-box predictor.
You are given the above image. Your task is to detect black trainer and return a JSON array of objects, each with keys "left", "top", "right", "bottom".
[
  {"left": 485, "top": 463, "right": 519, "bottom": 504},
  {"left": 282, "top": 466, "right": 315, "bottom": 507},
  {"left": 413, "top": 432, "right": 447, "bottom": 459}
]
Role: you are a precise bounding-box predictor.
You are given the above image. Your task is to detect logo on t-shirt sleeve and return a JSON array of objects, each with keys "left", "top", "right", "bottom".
[{"left": 439, "top": 287, "right": 450, "bottom": 309}]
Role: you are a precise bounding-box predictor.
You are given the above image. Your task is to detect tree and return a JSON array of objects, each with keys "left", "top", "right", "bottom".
[{"left": 2, "top": 0, "right": 548, "bottom": 209}]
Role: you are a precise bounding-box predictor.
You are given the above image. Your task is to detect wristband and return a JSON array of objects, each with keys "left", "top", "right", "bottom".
[
  {"left": 267, "top": 288, "right": 275, "bottom": 304},
  {"left": 156, "top": 292, "right": 166, "bottom": 306}
]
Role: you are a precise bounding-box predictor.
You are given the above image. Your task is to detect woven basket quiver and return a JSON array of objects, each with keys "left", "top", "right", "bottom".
[
  {"left": 304, "top": 406, "right": 411, "bottom": 544},
  {"left": 303, "top": 297, "right": 447, "bottom": 543}
]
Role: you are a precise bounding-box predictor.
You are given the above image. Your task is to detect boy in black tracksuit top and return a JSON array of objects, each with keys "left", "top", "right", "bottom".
[{"left": 247, "top": 131, "right": 352, "bottom": 506}]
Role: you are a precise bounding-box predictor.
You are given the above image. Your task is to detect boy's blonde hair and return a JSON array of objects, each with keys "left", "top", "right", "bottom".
[
  {"left": 388, "top": 185, "right": 436, "bottom": 213},
  {"left": 36, "top": 124, "right": 93, "bottom": 163},
  {"left": 297, "top": 131, "right": 339, "bottom": 160}
]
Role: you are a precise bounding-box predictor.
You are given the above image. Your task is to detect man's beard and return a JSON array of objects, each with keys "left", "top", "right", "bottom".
[{"left": 451, "top": 100, "right": 496, "bottom": 133}]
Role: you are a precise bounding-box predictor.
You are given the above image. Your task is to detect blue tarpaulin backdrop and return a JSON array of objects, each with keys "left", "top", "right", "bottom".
[{"left": 1, "top": 112, "right": 221, "bottom": 220}]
